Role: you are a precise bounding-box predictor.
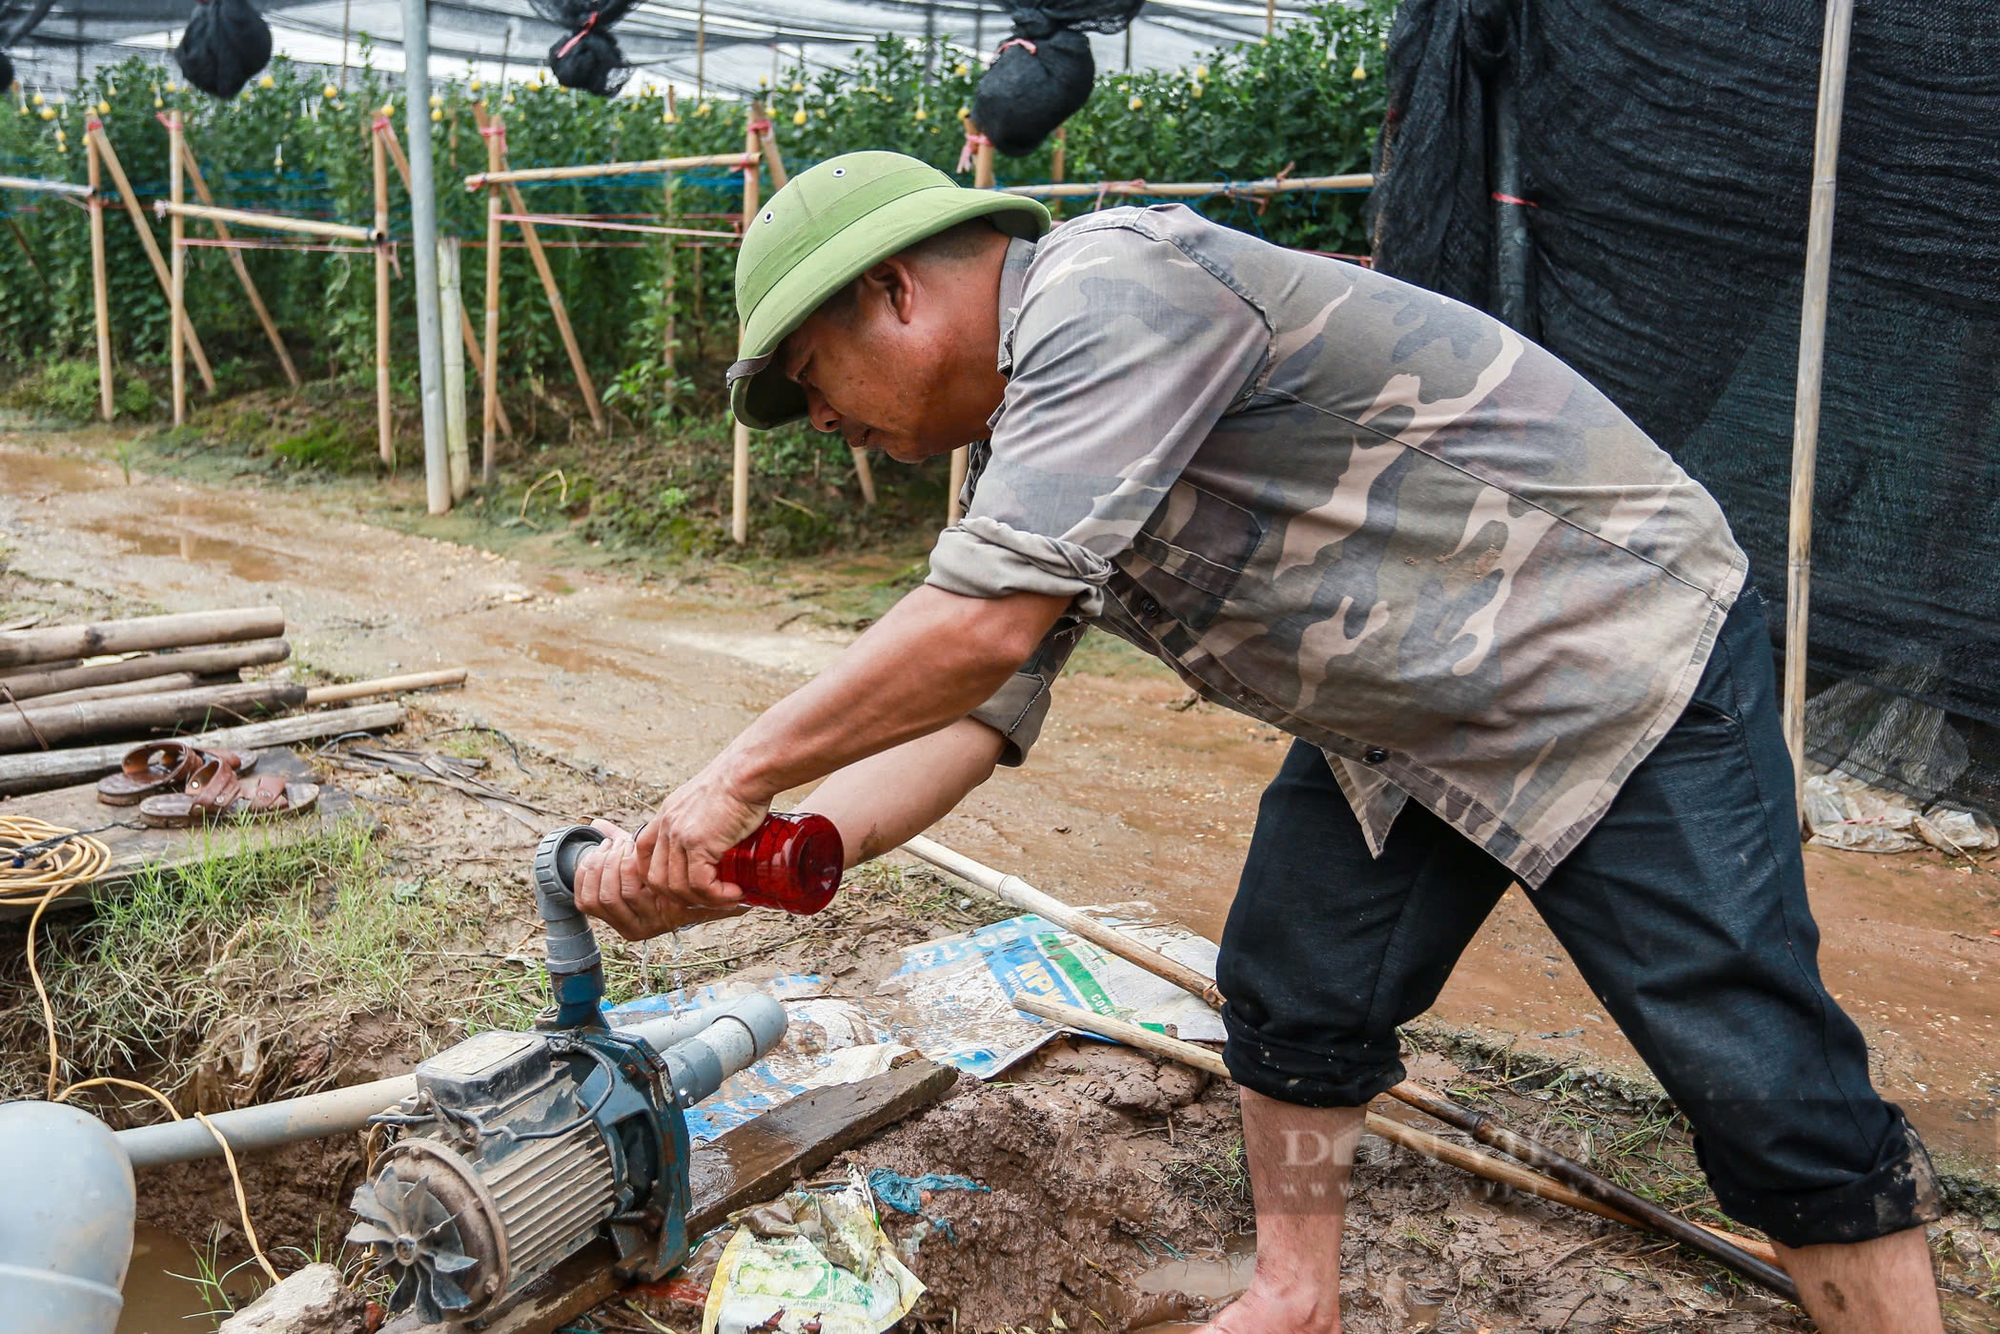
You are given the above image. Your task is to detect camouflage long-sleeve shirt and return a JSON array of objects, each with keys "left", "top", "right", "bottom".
[{"left": 933, "top": 205, "right": 1747, "bottom": 887}]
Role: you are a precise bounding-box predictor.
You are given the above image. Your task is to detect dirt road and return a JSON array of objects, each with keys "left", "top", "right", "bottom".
[{"left": 2, "top": 437, "right": 1995, "bottom": 1178}]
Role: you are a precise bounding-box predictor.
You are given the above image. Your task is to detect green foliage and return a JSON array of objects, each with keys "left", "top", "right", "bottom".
[
  {"left": 1, "top": 358, "right": 156, "bottom": 420},
  {"left": 269, "top": 417, "right": 375, "bottom": 471}
]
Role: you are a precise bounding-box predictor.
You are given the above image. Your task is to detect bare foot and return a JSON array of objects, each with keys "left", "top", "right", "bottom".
[{"left": 1198, "top": 1280, "right": 1340, "bottom": 1334}]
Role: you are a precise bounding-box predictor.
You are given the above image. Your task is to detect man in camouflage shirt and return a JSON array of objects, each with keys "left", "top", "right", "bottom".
[{"left": 574, "top": 153, "right": 1943, "bottom": 1332}]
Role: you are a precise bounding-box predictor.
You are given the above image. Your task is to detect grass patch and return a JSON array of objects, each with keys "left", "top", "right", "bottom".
[{"left": 2, "top": 359, "right": 156, "bottom": 422}]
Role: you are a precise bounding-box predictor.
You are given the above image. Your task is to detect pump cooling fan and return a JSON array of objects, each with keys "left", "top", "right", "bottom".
[{"left": 348, "top": 1173, "right": 481, "bottom": 1323}]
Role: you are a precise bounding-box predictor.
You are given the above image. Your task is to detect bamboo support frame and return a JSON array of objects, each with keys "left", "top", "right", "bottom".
[
  {"left": 483, "top": 102, "right": 504, "bottom": 485},
  {"left": 470, "top": 105, "right": 605, "bottom": 436},
  {"left": 373, "top": 117, "right": 393, "bottom": 468},
  {"left": 750, "top": 101, "right": 788, "bottom": 189},
  {"left": 178, "top": 139, "right": 301, "bottom": 388},
  {"left": 377, "top": 117, "right": 515, "bottom": 446},
  {"left": 462, "top": 152, "right": 758, "bottom": 191},
  {"left": 86, "top": 141, "right": 112, "bottom": 422},
  {"left": 86, "top": 122, "right": 215, "bottom": 395},
  {"left": 439, "top": 237, "right": 470, "bottom": 503},
  {"left": 0, "top": 175, "right": 93, "bottom": 196},
  {"left": 152, "top": 199, "right": 381, "bottom": 244},
  {"left": 1784, "top": 0, "right": 1856, "bottom": 811},
  {"left": 168, "top": 112, "right": 186, "bottom": 426},
  {"left": 731, "top": 120, "right": 759, "bottom": 545},
  {"left": 1003, "top": 172, "right": 1374, "bottom": 199}
]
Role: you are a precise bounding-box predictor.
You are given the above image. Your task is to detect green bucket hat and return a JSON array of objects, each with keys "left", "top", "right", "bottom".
[{"left": 727, "top": 150, "right": 1050, "bottom": 430}]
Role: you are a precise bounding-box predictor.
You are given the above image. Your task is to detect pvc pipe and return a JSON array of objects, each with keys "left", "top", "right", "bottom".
[
  {"left": 0, "top": 1102, "right": 135, "bottom": 1334},
  {"left": 114, "top": 1003, "right": 765, "bottom": 1169},
  {"left": 657, "top": 994, "right": 788, "bottom": 1108},
  {"left": 400, "top": 0, "right": 451, "bottom": 518}
]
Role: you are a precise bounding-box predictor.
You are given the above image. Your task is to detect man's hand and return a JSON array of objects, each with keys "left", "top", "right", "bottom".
[
  {"left": 635, "top": 762, "right": 771, "bottom": 907},
  {"left": 572, "top": 817, "right": 751, "bottom": 940}
]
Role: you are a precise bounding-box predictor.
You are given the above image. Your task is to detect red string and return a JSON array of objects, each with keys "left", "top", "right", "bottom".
[
  {"left": 956, "top": 129, "right": 992, "bottom": 174},
  {"left": 555, "top": 12, "right": 598, "bottom": 60},
  {"left": 748, "top": 119, "right": 773, "bottom": 135},
  {"left": 995, "top": 37, "right": 1037, "bottom": 56},
  {"left": 1491, "top": 192, "right": 1538, "bottom": 208}
]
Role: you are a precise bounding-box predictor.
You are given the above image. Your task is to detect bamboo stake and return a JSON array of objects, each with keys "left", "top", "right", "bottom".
[
  {"left": 0, "top": 640, "right": 291, "bottom": 701},
  {"left": 0, "top": 608, "right": 286, "bottom": 671},
  {"left": 696, "top": 0, "right": 707, "bottom": 96},
  {"left": 0, "top": 680, "right": 305, "bottom": 753},
  {"left": 462, "top": 152, "right": 757, "bottom": 191},
  {"left": 1051, "top": 126, "right": 1066, "bottom": 221},
  {"left": 470, "top": 104, "right": 605, "bottom": 435},
  {"left": 86, "top": 122, "right": 215, "bottom": 394},
  {"left": 662, "top": 149, "right": 677, "bottom": 387},
  {"left": 24, "top": 673, "right": 201, "bottom": 708},
  {"left": 750, "top": 102, "right": 788, "bottom": 189},
  {"left": 168, "top": 111, "right": 186, "bottom": 426},
  {"left": 901, "top": 834, "right": 1224, "bottom": 1007},
  {"left": 0, "top": 175, "right": 93, "bottom": 196},
  {"left": 374, "top": 116, "right": 393, "bottom": 469},
  {"left": 86, "top": 135, "right": 113, "bottom": 422},
  {"left": 178, "top": 139, "right": 300, "bottom": 388},
  {"left": 380, "top": 116, "right": 514, "bottom": 445},
  {"left": 302, "top": 667, "right": 466, "bottom": 705},
  {"left": 152, "top": 199, "right": 379, "bottom": 244},
  {"left": 731, "top": 117, "right": 760, "bottom": 546},
  {"left": 482, "top": 102, "right": 503, "bottom": 485},
  {"left": 439, "top": 237, "right": 470, "bottom": 504},
  {"left": 1784, "top": 0, "right": 1857, "bottom": 812},
  {"left": 1013, "top": 997, "right": 1783, "bottom": 1272}
]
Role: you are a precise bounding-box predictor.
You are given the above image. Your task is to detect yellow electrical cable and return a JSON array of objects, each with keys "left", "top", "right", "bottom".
[{"left": 8, "top": 818, "right": 281, "bottom": 1287}]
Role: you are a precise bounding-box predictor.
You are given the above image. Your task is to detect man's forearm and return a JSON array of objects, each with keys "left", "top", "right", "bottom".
[
  {"left": 798, "top": 717, "right": 1007, "bottom": 866},
  {"left": 712, "top": 584, "right": 1067, "bottom": 804}
]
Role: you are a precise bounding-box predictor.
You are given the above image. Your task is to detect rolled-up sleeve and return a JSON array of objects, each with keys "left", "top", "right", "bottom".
[
  {"left": 926, "top": 214, "right": 1271, "bottom": 617},
  {"left": 967, "top": 617, "right": 1088, "bottom": 766}
]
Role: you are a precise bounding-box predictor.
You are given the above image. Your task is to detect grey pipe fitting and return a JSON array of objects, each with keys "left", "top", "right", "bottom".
[
  {"left": 0, "top": 1101, "right": 136, "bottom": 1334},
  {"left": 657, "top": 994, "right": 788, "bottom": 1108}
]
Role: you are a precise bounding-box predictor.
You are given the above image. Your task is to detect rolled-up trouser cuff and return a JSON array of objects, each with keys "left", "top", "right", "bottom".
[
  {"left": 1706, "top": 1104, "right": 1943, "bottom": 1248},
  {"left": 1220, "top": 1000, "right": 1408, "bottom": 1109}
]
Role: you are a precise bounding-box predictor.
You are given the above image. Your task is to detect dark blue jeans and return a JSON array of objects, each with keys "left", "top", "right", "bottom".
[{"left": 1217, "top": 591, "right": 1941, "bottom": 1246}]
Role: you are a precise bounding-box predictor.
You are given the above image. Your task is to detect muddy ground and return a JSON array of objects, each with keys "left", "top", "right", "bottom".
[{"left": 1, "top": 422, "right": 1997, "bottom": 1331}]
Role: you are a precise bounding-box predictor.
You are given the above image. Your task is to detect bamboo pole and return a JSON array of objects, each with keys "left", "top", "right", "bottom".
[
  {"left": 470, "top": 104, "right": 605, "bottom": 435},
  {"left": 901, "top": 835, "right": 1224, "bottom": 1008},
  {"left": 380, "top": 117, "right": 514, "bottom": 445},
  {"left": 750, "top": 102, "right": 788, "bottom": 189},
  {"left": 0, "top": 608, "right": 286, "bottom": 671},
  {"left": 1784, "top": 0, "right": 1857, "bottom": 812},
  {"left": 86, "top": 122, "right": 215, "bottom": 394},
  {"left": 0, "top": 175, "right": 93, "bottom": 196},
  {"left": 0, "top": 680, "right": 307, "bottom": 753},
  {"left": 462, "top": 152, "right": 758, "bottom": 191},
  {"left": 0, "top": 703, "right": 404, "bottom": 798},
  {"left": 23, "top": 673, "right": 202, "bottom": 708},
  {"left": 152, "top": 199, "right": 380, "bottom": 244},
  {"left": 86, "top": 135, "right": 113, "bottom": 422},
  {"left": 0, "top": 640, "right": 291, "bottom": 702},
  {"left": 732, "top": 118, "right": 760, "bottom": 546},
  {"left": 168, "top": 111, "right": 186, "bottom": 426},
  {"left": 1012, "top": 997, "right": 1783, "bottom": 1272},
  {"left": 482, "top": 102, "right": 503, "bottom": 485},
  {"left": 1050, "top": 126, "right": 1066, "bottom": 221},
  {"left": 662, "top": 153, "right": 677, "bottom": 388},
  {"left": 439, "top": 237, "right": 470, "bottom": 504},
  {"left": 301, "top": 667, "right": 465, "bottom": 705},
  {"left": 178, "top": 139, "right": 301, "bottom": 388},
  {"left": 1003, "top": 173, "right": 1373, "bottom": 200},
  {"left": 374, "top": 116, "right": 393, "bottom": 469},
  {"left": 696, "top": 0, "right": 707, "bottom": 95}
]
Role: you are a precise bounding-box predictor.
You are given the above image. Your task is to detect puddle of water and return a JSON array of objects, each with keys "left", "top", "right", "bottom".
[
  {"left": 117, "top": 1224, "right": 258, "bottom": 1333},
  {"left": 522, "top": 639, "right": 625, "bottom": 675},
  {"left": 1136, "top": 1238, "right": 1257, "bottom": 1301},
  {"left": 0, "top": 448, "right": 116, "bottom": 495},
  {"left": 81, "top": 515, "right": 289, "bottom": 584}
]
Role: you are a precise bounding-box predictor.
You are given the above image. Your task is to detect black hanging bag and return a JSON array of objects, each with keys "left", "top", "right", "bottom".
[
  {"left": 536, "top": 0, "right": 639, "bottom": 96},
  {"left": 972, "top": 0, "right": 1143, "bottom": 156},
  {"left": 175, "top": 0, "right": 273, "bottom": 99}
]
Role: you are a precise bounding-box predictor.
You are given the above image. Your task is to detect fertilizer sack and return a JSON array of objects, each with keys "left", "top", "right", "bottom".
[{"left": 175, "top": 0, "right": 272, "bottom": 99}]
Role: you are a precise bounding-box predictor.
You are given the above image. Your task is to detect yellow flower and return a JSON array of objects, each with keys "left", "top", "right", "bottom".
[
  {"left": 323, "top": 83, "right": 338, "bottom": 98},
  {"left": 469, "top": 79, "right": 482, "bottom": 92},
  {"left": 1194, "top": 63, "right": 1208, "bottom": 80},
  {"left": 153, "top": 97, "right": 163, "bottom": 108},
  {"left": 790, "top": 81, "right": 803, "bottom": 93},
  {"left": 1352, "top": 61, "right": 1367, "bottom": 80},
  {"left": 31, "top": 92, "right": 43, "bottom": 106},
  {"left": 758, "top": 75, "right": 769, "bottom": 87},
  {"left": 1191, "top": 82, "right": 1204, "bottom": 98},
  {"left": 259, "top": 74, "right": 274, "bottom": 89},
  {"left": 662, "top": 111, "right": 676, "bottom": 124},
  {"left": 429, "top": 93, "right": 442, "bottom": 107},
  {"left": 1128, "top": 94, "right": 1144, "bottom": 110},
  {"left": 914, "top": 106, "right": 926, "bottom": 120},
  {"left": 695, "top": 101, "right": 711, "bottom": 116},
  {"left": 381, "top": 102, "right": 395, "bottom": 115},
  {"left": 957, "top": 104, "right": 970, "bottom": 119},
  {"left": 503, "top": 92, "right": 515, "bottom": 105},
  {"left": 97, "top": 100, "right": 110, "bottom": 114},
  {"left": 40, "top": 106, "right": 54, "bottom": 119},
  {"left": 791, "top": 108, "right": 806, "bottom": 126},
  {"left": 954, "top": 62, "right": 969, "bottom": 76},
  {"left": 430, "top": 107, "right": 443, "bottom": 121},
  {"left": 164, "top": 81, "right": 178, "bottom": 93}
]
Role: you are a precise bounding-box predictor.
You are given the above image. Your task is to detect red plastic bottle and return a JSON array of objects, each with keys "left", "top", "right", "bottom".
[{"left": 715, "top": 812, "right": 845, "bottom": 914}]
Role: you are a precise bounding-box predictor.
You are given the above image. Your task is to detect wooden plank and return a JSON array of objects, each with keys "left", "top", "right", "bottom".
[
  {"left": 381, "top": 1060, "right": 958, "bottom": 1334},
  {"left": 0, "top": 640, "right": 290, "bottom": 702},
  {"left": 0, "top": 702, "right": 402, "bottom": 796},
  {"left": 0, "top": 608, "right": 286, "bottom": 671},
  {"left": 0, "top": 748, "right": 370, "bottom": 919}
]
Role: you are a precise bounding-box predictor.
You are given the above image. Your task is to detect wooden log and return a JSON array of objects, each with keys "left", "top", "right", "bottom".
[
  {"left": 902, "top": 834, "right": 1225, "bottom": 1008},
  {"left": 0, "top": 608, "right": 286, "bottom": 671},
  {"left": 374, "top": 117, "right": 393, "bottom": 469},
  {"left": 0, "top": 680, "right": 307, "bottom": 753},
  {"left": 301, "top": 668, "right": 467, "bottom": 706},
  {"left": 1012, "top": 997, "right": 1783, "bottom": 1270},
  {"left": 86, "top": 122, "right": 215, "bottom": 394},
  {"left": 179, "top": 139, "right": 302, "bottom": 389},
  {"left": 731, "top": 121, "right": 759, "bottom": 546},
  {"left": 152, "top": 199, "right": 381, "bottom": 245},
  {"left": 169, "top": 111, "right": 186, "bottom": 427},
  {"left": 0, "top": 640, "right": 290, "bottom": 701},
  {"left": 26, "top": 673, "right": 201, "bottom": 707},
  {"left": 461, "top": 152, "right": 759, "bottom": 191},
  {"left": 0, "top": 702, "right": 403, "bottom": 797},
  {"left": 87, "top": 135, "right": 114, "bottom": 422},
  {"left": 469, "top": 106, "right": 605, "bottom": 436},
  {"left": 380, "top": 1060, "right": 957, "bottom": 1334}
]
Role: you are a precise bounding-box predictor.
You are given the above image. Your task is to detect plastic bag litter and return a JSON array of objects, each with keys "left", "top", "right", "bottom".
[
  {"left": 175, "top": 0, "right": 273, "bottom": 99},
  {"left": 703, "top": 1167, "right": 923, "bottom": 1334},
  {"left": 1915, "top": 804, "right": 1999, "bottom": 854},
  {"left": 1803, "top": 773, "right": 1926, "bottom": 853},
  {"left": 533, "top": 0, "right": 640, "bottom": 96}
]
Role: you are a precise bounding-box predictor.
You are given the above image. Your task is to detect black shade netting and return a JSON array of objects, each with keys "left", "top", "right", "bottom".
[
  {"left": 1371, "top": 0, "right": 2000, "bottom": 812},
  {"left": 535, "top": 0, "right": 639, "bottom": 97},
  {"left": 174, "top": 0, "right": 271, "bottom": 98},
  {"left": 972, "top": 0, "right": 1142, "bottom": 156},
  {"left": 0, "top": 51, "right": 13, "bottom": 90},
  {"left": 2, "top": 0, "right": 59, "bottom": 90}
]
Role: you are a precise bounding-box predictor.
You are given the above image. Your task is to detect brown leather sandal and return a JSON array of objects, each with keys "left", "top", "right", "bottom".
[
  {"left": 97, "top": 742, "right": 258, "bottom": 806},
  {"left": 138, "top": 755, "right": 317, "bottom": 828}
]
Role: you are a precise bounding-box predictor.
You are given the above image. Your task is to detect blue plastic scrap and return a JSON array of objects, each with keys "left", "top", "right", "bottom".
[{"left": 866, "top": 1169, "right": 988, "bottom": 1216}]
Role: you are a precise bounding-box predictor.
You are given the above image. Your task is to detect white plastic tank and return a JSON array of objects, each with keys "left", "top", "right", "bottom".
[{"left": 0, "top": 1101, "right": 137, "bottom": 1334}]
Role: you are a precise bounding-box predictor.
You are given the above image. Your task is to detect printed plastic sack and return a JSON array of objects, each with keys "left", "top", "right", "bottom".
[{"left": 175, "top": 0, "right": 272, "bottom": 99}]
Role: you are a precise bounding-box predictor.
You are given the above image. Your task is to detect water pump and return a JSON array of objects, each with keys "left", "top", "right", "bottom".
[{"left": 345, "top": 825, "right": 786, "bottom": 1324}]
